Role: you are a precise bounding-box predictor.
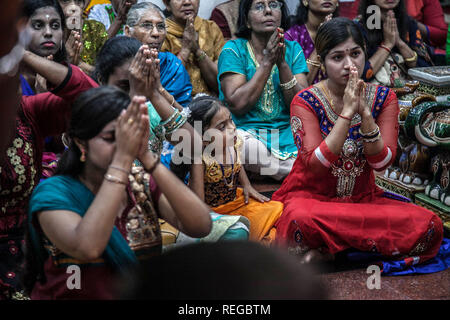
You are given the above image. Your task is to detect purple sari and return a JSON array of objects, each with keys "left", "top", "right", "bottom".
[{"left": 285, "top": 24, "right": 326, "bottom": 84}]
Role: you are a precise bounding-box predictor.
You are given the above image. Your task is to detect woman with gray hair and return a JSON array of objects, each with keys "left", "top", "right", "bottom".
[{"left": 124, "top": 1, "right": 192, "bottom": 108}]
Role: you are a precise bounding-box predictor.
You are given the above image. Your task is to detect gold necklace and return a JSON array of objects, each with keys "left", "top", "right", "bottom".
[{"left": 320, "top": 80, "right": 336, "bottom": 107}]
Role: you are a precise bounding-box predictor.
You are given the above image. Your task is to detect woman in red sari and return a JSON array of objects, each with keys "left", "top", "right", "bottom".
[{"left": 272, "top": 18, "right": 443, "bottom": 267}]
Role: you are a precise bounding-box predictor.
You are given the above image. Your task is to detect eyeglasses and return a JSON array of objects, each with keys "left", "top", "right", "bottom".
[
  {"left": 251, "top": 1, "right": 283, "bottom": 12},
  {"left": 137, "top": 22, "right": 166, "bottom": 32}
]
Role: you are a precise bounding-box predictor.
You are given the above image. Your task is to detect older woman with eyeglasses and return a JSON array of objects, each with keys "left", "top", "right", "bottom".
[
  {"left": 218, "top": 0, "right": 309, "bottom": 181},
  {"left": 124, "top": 1, "right": 192, "bottom": 108}
]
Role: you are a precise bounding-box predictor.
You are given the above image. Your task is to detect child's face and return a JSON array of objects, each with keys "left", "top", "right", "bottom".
[{"left": 207, "top": 106, "right": 237, "bottom": 151}]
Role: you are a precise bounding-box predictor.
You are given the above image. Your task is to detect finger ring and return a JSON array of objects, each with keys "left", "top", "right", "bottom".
[{"left": 128, "top": 118, "right": 134, "bottom": 125}]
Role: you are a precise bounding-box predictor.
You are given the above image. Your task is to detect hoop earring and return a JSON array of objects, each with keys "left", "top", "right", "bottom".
[{"left": 80, "top": 149, "right": 86, "bottom": 162}]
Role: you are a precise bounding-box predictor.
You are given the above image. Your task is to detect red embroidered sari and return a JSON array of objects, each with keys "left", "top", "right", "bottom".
[{"left": 272, "top": 84, "right": 443, "bottom": 266}]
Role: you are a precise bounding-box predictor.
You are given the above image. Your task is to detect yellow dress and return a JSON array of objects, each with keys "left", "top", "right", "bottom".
[
  {"left": 162, "top": 16, "right": 225, "bottom": 97},
  {"left": 80, "top": 19, "right": 108, "bottom": 65},
  {"left": 203, "top": 139, "right": 283, "bottom": 244}
]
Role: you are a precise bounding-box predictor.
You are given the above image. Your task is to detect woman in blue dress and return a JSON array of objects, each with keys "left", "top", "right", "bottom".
[{"left": 218, "top": 0, "right": 309, "bottom": 181}]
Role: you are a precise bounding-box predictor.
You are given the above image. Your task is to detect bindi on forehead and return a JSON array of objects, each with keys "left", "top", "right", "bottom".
[{"left": 33, "top": 7, "right": 60, "bottom": 20}]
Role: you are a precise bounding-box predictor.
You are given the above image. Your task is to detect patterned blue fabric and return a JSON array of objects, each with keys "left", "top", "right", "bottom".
[
  {"left": 381, "top": 238, "right": 450, "bottom": 275},
  {"left": 344, "top": 238, "right": 450, "bottom": 275},
  {"left": 159, "top": 52, "right": 192, "bottom": 108}
]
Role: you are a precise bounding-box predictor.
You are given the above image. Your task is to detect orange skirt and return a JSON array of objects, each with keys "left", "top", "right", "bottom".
[{"left": 212, "top": 188, "right": 283, "bottom": 244}]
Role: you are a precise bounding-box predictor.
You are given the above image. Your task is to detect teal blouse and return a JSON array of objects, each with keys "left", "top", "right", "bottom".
[
  {"left": 28, "top": 175, "right": 137, "bottom": 272},
  {"left": 218, "top": 38, "right": 308, "bottom": 160}
]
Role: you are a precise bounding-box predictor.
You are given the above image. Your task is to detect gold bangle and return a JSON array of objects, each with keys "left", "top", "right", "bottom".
[
  {"left": 306, "top": 59, "right": 321, "bottom": 68},
  {"left": 359, "top": 125, "right": 380, "bottom": 138},
  {"left": 404, "top": 51, "right": 417, "bottom": 63},
  {"left": 280, "top": 76, "right": 297, "bottom": 91},
  {"left": 104, "top": 174, "right": 128, "bottom": 185},
  {"left": 109, "top": 165, "right": 130, "bottom": 175}
]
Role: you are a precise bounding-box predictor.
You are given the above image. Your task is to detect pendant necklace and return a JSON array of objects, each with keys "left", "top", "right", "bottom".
[{"left": 219, "top": 147, "right": 236, "bottom": 189}]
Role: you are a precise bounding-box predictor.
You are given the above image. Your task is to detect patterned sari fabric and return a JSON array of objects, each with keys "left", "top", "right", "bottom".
[
  {"left": 28, "top": 173, "right": 162, "bottom": 300},
  {"left": 203, "top": 139, "right": 283, "bottom": 243},
  {"left": 80, "top": 19, "right": 108, "bottom": 66},
  {"left": 356, "top": 18, "right": 433, "bottom": 85},
  {"left": 162, "top": 16, "right": 225, "bottom": 97},
  {"left": 272, "top": 84, "right": 444, "bottom": 269},
  {"left": 0, "top": 66, "right": 97, "bottom": 299},
  {"left": 0, "top": 116, "right": 38, "bottom": 300},
  {"left": 285, "top": 24, "right": 326, "bottom": 84}
]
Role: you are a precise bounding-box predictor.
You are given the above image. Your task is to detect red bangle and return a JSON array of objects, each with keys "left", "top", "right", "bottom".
[
  {"left": 338, "top": 114, "right": 352, "bottom": 121},
  {"left": 379, "top": 44, "right": 391, "bottom": 54}
]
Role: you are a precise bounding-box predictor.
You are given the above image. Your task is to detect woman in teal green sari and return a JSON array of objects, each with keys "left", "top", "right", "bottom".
[
  {"left": 25, "top": 86, "right": 211, "bottom": 299},
  {"left": 218, "top": 0, "right": 309, "bottom": 181}
]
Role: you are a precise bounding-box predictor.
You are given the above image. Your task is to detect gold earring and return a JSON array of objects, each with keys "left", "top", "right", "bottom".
[
  {"left": 80, "top": 149, "right": 86, "bottom": 162},
  {"left": 303, "top": 1, "right": 308, "bottom": 7}
]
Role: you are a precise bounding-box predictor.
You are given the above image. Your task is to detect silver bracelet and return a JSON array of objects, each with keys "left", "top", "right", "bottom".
[{"left": 280, "top": 76, "right": 297, "bottom": 91}]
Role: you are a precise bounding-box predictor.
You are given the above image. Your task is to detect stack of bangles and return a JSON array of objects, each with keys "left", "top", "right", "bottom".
[
  {"left": 358, "top": 125, "right": 381, "bottom": 143},
  {"left": 306, "top": 59, "right": 321, "bottom": 68},
  {"left": 280, "top": 76, "right": 297, "bottom": 91},
  {"left": 157, "top": 106, "right": 189, "bottom": 139},
  {"left": 104, "top": 165, "right": 130, "bottom": 185}
]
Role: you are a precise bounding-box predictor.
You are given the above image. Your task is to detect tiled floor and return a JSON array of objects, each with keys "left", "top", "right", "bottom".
[
  {"left": 319, "top": 267, "right": 450, "bottom": 300},
  {"left": 252, "top": 179, "right": 450, "bottom": 300}
]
